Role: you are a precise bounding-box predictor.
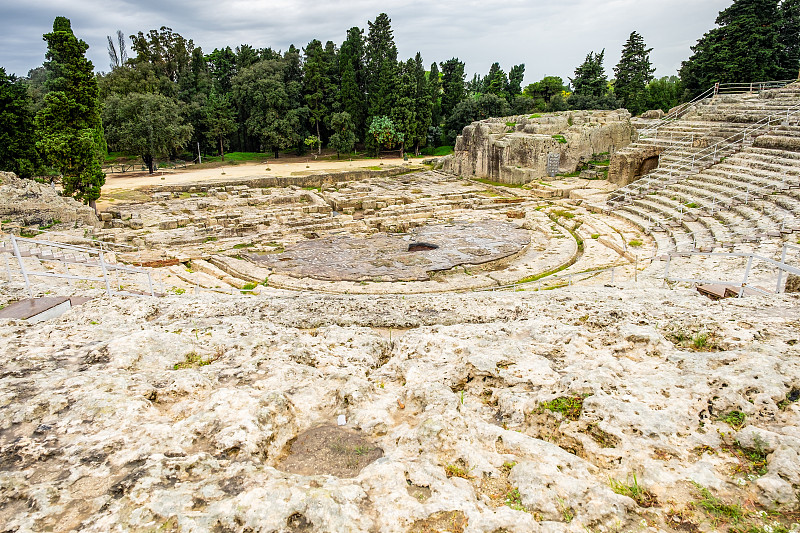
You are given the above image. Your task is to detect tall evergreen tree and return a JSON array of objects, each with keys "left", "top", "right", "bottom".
[
  {"left": 35, "top": 17, "right": 105, "bottom": 208},
  {"left": 570, "top": 50, "right": 608, "bottom": 98},
  {"left": 365, "top": 13, "right": 398, "bottom": 119},
  {"left": 391, "top": 58, "right": 416, "bottom": 156},
  {"left": 779, "top": 0, "right": 800, "bottom": 79},
  {"left": 303, "top": 39, "right": 331, "bottom": 154},
  {"left": 680, "top": 0, "right": 783, "bottom": 96},
  {"left": 428, "top": 61, "right": 442, "bottom": 128},
  {"left": 412, "top": 53, "right": 432, "bottom": 155},
  {"left": 0, "top": 68, "right": 39, "bottom": 178},
  {"left": 613, "top": 31, "right": 655, "bottom": 115},
  {"left": 439, "top": 58, "right": 465, "bottom": 122},
  {"left": 508, "top": 64, "right": 525, "bottom": 98},
  {"left": 484, "top": 62, "right": 508, "bottom": 98},
  {"left": 339, "top": 27, "right": 367, "bottom": 141}
]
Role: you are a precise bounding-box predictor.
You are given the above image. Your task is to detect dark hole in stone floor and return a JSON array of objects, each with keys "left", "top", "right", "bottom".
[
  {"left": 408, "top": 242, "right": 438, "bottom": 252},
  {"left": 277, "top": 425, "right": 383, "bottom": 478}
]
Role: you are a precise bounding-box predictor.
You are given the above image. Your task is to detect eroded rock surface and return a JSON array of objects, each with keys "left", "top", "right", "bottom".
[
  {"left": 1, "top": 287, "right": 798, "bottom": 532},
  {"left": 443, "top": 110, "right": 636, "bottom": 184},
  {"left": 250, "top": 220, "right": 530, "bottom": 282},
  {"left": 0, "top": 172, "right": 99, "bottom": 229}
]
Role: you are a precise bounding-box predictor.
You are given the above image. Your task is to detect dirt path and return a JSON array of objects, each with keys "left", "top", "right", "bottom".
[{"left": 101, "top": 157, "right": 408, "bottom": 191}]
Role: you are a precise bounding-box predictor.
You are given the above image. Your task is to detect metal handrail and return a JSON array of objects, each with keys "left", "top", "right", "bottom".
[{"left": 611, "top": 99, "right": 800, "bottom": 203}]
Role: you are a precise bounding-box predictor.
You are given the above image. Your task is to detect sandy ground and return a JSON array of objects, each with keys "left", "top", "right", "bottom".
[{"left": 101, "top": 157, "right": 409, "bottom": 191}]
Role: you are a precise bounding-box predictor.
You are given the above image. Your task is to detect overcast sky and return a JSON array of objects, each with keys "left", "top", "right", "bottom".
[{"left": 2, "top": 0, "right": 731, "bottom": 85}]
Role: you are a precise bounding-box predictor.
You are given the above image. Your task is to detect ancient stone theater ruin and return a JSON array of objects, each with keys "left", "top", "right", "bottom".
[{"left": 1, "top": 84, "right": 800, "bottom": 532}]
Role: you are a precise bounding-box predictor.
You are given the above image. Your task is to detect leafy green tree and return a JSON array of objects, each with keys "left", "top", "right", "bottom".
[
  {"left": 0, "top": 68, "right": 39, "bottom": 178},
  {"left": 339, "top": 27, "right": 367, "bottom": 140},
  {"left": 207, "top": 46, "right": 237, "bottom": 95},
  {"left": 523, "top": 76, "right": 567, "bottom": 105},
  {"left": 232, "top": 60, "right": 300, "bottom": 157},
  {"left": 484, "top": 62, "right": 508, "bottom": 98},
  {"left": 446, "top": 94, "right": 510, "bottom": 142},
  {"left": 613, "top": 31, "right": 655, "bottom": 115},
  {"left": 365, "top": 13, "right": 399, "bottom": 119},
  {"left": 235, "top": 44, "right": 260, "bottom": 70},
  {"left": 680, "top": 0, "right": 783, "bottom": 96},
  {"left": 367, "top": 115, "right": 402, "bottom": 156},
  {"left": 508, "top": 64, "right": 525, "bottom": 97},
  {"left": 646, "top": 76, "right": 683, "bottom": 112},
  {"left": 35, "top": 17, "right": 105, "bottom": 208},
  {"left": 570, "top": 50, "right": 609, "bottom": 98},
  {"left": 328, "top": 111, "right": 356, "bottom": 157},
  {"left": 440, "top": 58, "right": 466, "bottom": 121},
  {"left": 129, "top": 27, "right": 195, "bottom": 84},
  {"left": 103, "top": 92, "right": 193, "bottom": 173},
  {"left": 303, "top": 39, "right": 332, "bottom": 154},
  {"left": 202, "top": 92, "right": 236, "bottom": 160}
]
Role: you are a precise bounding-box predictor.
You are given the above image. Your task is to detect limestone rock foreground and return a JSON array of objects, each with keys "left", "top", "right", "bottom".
[
  {"left": 443, "top": 110, "right": 636, "bottom": 184},
  {"left": 0, "top": 172, "right": 99, "bottom": 229},
  {"left": 1, "top": 287, "right": 799, "bottom": 532}
]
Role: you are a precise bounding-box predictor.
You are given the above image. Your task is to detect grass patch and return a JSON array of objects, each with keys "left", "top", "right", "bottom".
[
  {"left": 552, "top": 134, "right": 567, "bottom": 144},
  {"left": 241, "top": 282, "right": 257, "bottom": 294},
  {"left": 591, "top": 233, "right": 600, "bottom": 239},
  {"left": 610, "top": 474, "right": 657, "bottom": 507},
  {"left": 473, "top": 177, "right": 526, "bottom": 188},
  {"left": 550, "top": 208, "right": 575, "bottom": 219},
  {"left": 535, "top": 394, "right": 590, "bottom": 421},
  {"left": 505, "top": 121, "right": 517, "bottom": 128},
  {"left": 528, "top": 113, "right": 542, "bottom": 119},
  {"left": 203, "top": 236, "right": 218, "bottom": 242},
  {"left": 628, "top": 239, "right": 643, "bottom": 247},
  {"left": 39, "top": 219, "right": 61, "bottom": 230},
  {"left": 685, "top": 202, "right": 699, "bottom": 209},
  {"left": 444, "top": 462, "right": 473, "bottom": 479},
  {"left": 718, "top": 410, "right": 747, "bottom": 430},
  {"left": 203, "top": 152, "right": 269, "bottom": 163},
  {"left": 504, "top": 488, "right": 525, "bottom": 511},
  {"left": 419, "top": 145, "right": 454, "bottom": 156},
  {"left": 691, "top": 482, "right": 745, "bottom": 525},
  {"left": 173, "top": 350, "right": 220, "bottom": 370},
  {"left": 232, "top": 242, "right": 256, "bottom": 249}
]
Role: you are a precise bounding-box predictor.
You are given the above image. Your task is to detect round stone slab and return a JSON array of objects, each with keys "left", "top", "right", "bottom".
[{"left": 250, "top": 220, "right": 530, "bottom": 282}]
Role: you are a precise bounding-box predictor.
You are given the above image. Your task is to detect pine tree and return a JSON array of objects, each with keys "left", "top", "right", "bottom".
[
  {"left": 339, "top": 27, "right": 367, "bottom": 141},
  {"left": 570, "top": 50, "right": 608, "bottom": 98},
  {"left": 613, "top": 32, "right": 655, "bottom": 115},
  {"left": 365, "top": 13, "right": 398, "bottom": 120},
  {"left": 35, "top": 17, "right": 105, "bottom": 208},
  {"left": 680, "top": 0, "right": 783, "bottom": 96}
]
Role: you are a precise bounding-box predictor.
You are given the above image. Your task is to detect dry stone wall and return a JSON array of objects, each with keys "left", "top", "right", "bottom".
[{"left": 443, "top": 110, "right": 636, "bottom": 185}]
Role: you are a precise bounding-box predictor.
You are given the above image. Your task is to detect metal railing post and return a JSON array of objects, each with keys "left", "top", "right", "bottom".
[
  {"left": 776, "top": 244, "right": 788, "bottom": 293},
  {"left": 147, "top": 272, "right": 155, "bottom": 297},
  {"left": 10, "top": 235, "right": 32, "bottom": 298},
  {"left": 740, "top": 255, "right": 754, "bottom": 298},
  {"left": 97, "top": 250, "right": 112, "bottom": 296}
]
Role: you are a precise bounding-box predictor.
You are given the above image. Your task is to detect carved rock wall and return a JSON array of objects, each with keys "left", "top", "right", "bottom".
[
  {"left": 443, "top": 110, "right": 636, "bottom": 184},
  {"left": 0, "top": 172, "right": 99, "bottom": 228}
]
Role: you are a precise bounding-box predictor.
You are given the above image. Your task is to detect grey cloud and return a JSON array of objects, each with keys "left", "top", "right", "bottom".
[{"left": 1, "top": 0, "right": 730, "bottom": 85}]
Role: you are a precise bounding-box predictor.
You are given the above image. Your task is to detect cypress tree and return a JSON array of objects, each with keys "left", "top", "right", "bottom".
[
  {"left": 508, "top": 64, "right": 525, "bottom": 98},
  {"left": 439, "top": 58, "right": 465, "bottom": 121},
  {"left": 339, "top": 27, "right": 367, "bottom": 141},
  {"left": 412, "top": 53, "right": 432, "bottom": 155},
  {"left": 779, "top": 0, "right": 800, "bottom": 79},
  {"left": 35, "top": 17, "right": 105, "bottom": 209},
  {"left": 613, "top": 32, "right": 655, "bottom": 115},
  {"left": 484, "top": 62, "right": 508, "bottom": 98},
  {"left": 391, "top": 58, "right": 416, "bottom": 156},
  {"left": 303, "top": 39, "right": 331, "bottom": 154},
  {"left": 428, "top": 61, "right": 442, "bottom": 128},
  {"left": 365, "top": 13, "right": 398, "bottom": 120}
]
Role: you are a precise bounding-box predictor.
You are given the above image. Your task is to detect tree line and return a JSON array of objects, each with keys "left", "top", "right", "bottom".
[{"left": 1, "top": 1, "right": 798, "bottom": 207}]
